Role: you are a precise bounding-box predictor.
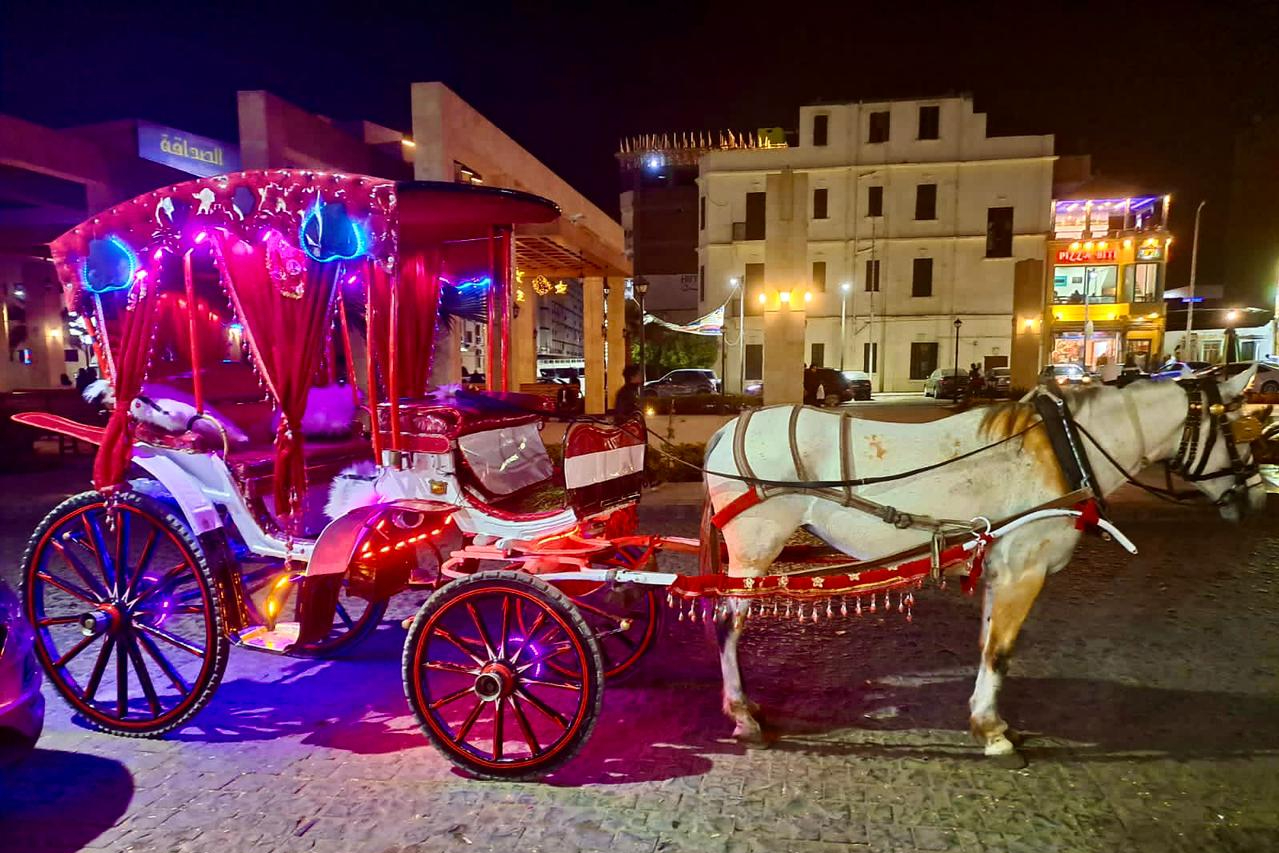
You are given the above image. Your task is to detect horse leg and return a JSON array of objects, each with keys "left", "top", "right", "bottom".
[
  {"left": 713, "top": 599, "right": 763, "bottom": 743},
  {"left": 969, "top": 565, "right": 1046, "bottom": 767}
]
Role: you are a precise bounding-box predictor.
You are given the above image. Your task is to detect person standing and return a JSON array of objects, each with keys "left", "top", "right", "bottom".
[{"left": 614, "top": 364, "right": 644, "bottom": 423}]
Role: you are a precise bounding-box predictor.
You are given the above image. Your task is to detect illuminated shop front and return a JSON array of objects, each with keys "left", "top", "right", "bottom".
[{"left": 1043, "top": 195, "right": 1171, "bottom": 370}]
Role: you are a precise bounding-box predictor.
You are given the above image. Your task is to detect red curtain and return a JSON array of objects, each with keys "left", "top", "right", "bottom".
[
  {"left": 368, "top": 251, "right": 441, "bottom": 400},
  {"left": 213, "top": 232, "right": 341, "bottom": 525},
  {"left": 93, "top": 283, "right": 161, "bottom": 490}
]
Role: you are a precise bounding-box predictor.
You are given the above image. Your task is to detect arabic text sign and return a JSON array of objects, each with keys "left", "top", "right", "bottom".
[{"left": 137, "top": 122, "right": 240, "bottom": 178}]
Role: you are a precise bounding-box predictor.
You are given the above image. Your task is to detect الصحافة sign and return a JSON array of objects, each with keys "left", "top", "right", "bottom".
[{"left": 137, "top": 122, "right": 240, "bottom": 178}]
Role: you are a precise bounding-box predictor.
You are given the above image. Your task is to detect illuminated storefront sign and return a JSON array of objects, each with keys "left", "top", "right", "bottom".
[
  {"left": 137, "top": 122, "right": 240, "bottom": 178},
  {"left": 1136, "top": 244, "right": 1164, "bottom": 260},
  {"left": 1056, "top": 246, "right": 1117, "bottom": 263}
]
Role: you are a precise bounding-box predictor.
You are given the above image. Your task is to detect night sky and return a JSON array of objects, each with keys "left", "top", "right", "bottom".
[{"left": 3, "top": 1, "right": 1278, "bottom": 296}]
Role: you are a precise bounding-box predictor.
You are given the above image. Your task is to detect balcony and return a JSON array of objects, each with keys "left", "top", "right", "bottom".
[{"left": 1052, "top": 196, "right": 1168, "bottom": 240}]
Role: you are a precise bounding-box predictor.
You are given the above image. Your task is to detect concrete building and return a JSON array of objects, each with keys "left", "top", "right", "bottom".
[{"left": 697, "top": 95, "right": 1055, "bottom": 397}]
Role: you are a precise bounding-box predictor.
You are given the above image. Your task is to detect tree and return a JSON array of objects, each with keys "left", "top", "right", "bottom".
[{"left": 632, "top": 323, "right": 720, "bottom": 378}]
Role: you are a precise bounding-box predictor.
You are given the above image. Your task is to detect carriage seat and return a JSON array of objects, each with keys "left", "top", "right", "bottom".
[{"left": 226, "top": 435, "right": 373, "bottom": 498}]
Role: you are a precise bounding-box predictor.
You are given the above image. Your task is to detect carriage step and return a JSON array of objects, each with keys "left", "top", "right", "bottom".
[{"left": 234, "top": 622, "right": 301, "bottom": 654}]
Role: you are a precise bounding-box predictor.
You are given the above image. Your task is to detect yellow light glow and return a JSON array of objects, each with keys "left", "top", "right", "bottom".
[
  {"left": 401, "top": 138, "right": 416, "bottom": 148},
  {"left": 779, "top": 291, "right": 791, "bottom": 303},
  {"left": 644, "top": 406, "right": 655, "bottom": 417},
  {"left": 1084, "top": 241, "right": 1095, "bottom": 251},
  {"left": 803, "top": 291, "right": 812, "bottom": 303},
  {"left": 1069, "top": 241, "right": 1081, "bottom": 251},
  {"left": 757, "top": 292, "right": 766, "bottom": 304},
  {"left": 1147, "top": 312, "right": 1159, "bottom": 319},
  {"left": 1023, "top": 318, "right": 1035, "bottom": 330},
  {"left": 1098, "top": 241, "right": 1108, "bottom": 250},
  {"left": 1123, "top": 239, "right": 1133, "bottom": 249}
]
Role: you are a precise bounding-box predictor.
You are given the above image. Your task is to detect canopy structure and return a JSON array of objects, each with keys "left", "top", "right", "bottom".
[{"left": 49, "top": 169, "right": 561, "bottom": 525}]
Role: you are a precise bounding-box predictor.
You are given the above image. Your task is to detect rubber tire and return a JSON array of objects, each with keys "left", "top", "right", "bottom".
[
  {"left": 20, "top": 490, "right": 230, "bottom": 737},
  {"left": 402, "top": 570, "right": 604, "bottom": 781}
]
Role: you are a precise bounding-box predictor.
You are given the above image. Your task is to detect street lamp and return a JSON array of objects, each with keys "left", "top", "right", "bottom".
[
  {"left": 839, "top": 282, "right": 851, "bottom": 370},
  {"left": 1186, "top": 200, "right": 1206, "bottom": 361},
  {"left": 953, "top": 318, "right": 963, "bottom": 381},
  {"left": 1224, "top": 307, "right": 1240, "bottom": 364},
  {"left": 635, "top": 277, "right": 649, "bottom": 381}
]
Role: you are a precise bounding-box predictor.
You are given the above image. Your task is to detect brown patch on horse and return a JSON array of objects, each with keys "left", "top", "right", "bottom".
[
  {"left": 971, "top": 568, "right": 1047, "bottom": 745},
  {"left": 978, "top": 402, "right": 1068, "bottom": 492}
]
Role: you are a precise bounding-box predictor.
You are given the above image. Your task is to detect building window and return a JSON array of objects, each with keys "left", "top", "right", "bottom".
[
  {"left": 911, "top": 258, "right": 933, "bottom": 297},
  {"left": 811, "top": 261, "right": 827, "bottom": 292},
  {"left": 745, "top": 262, "right": 765, "bottom": 315},
  {"left": 699, "top": 265, "right": 706, "bottom": 301},
  {"left": 744, "top": 191, "right": 766, "bottom": 240},
  {"left": 910, "top": 342, "right": 939, "bottom": 380},
  {"left": 868, "top": 111, "right": 890, "bottom": 144},
  {"left": 1133, "top": 263, "right": 1161, "bottom": 302},
  {"left": 915, "top": 184, "right": 937, "bottom": 220},
  {"left": 699, "top": 196, "right": 706, "bottom": 231},
  {"left": 863, "top": 341, "right": 878, "bottom": 373},
  {"left": 918, "top": 105, "right": 940, "bottom": 140},
  {"left": 812, "top": 113, "right": 829, "bottom": 147},
  {"left": 813, "top": 188, "right": 829, "bottom": 220},
  {"left": 867, "top": 185, "right": 883, "bottom": 217},
  {"left": 986, "top": 206, "right": 1014, "bottom": 258},
  {"left": 1052, "top": 265, "right": 1118, "bottom": 304},
  {"left": 864, "top": 259, "right": 880, "bottom": 292},
  {"left": 810, "top": 342, "right": 825, "bottom": 368},
  {"left": 745, "top": 344, "right": 763, "bottom": 381}
]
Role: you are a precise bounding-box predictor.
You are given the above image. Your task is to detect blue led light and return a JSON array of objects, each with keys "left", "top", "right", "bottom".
[
  {"left": 82, "top": 236, "right": 140, "bottom": 295},
  {"left": 455, "top": 277, "right": 491, "bottom": 292},
  {"left": 299, "top": 201, "right": 369, "bottom": 263}
]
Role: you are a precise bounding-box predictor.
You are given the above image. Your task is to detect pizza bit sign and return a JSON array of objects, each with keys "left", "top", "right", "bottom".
[{"left": 1056, "top": 241, "right": 1117, "bottom": 264}]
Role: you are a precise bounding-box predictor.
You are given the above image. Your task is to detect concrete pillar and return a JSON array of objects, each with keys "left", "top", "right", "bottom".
[
  {"left": 1010, "top": 259, "right": 1045, "bottom": 391},
  {"left": 762, "top": 169, "right": 809, "bottom": 405},
  {"left": 582, "top": 277, "right": 606, "bottom": 413},
  {"left": 409, "top": 83, "right": 454, "bottom": 181},
  {"left": 606, "top": 277, "right": 626, "bottom": 406},
  {"left": 511, "top": 289, "right": 538, "bottom": 388}
]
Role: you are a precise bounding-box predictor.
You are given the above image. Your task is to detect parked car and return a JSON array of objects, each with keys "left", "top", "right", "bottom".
[
  {"left": 1150, "top": 361, "right": 1210, "bottom": 381},
  {"left": 986, "top": 367, "right": 1013, "bottom": 398},
  {"left": 0, "top": 579, "right": 42, "bottom": 762},
  {"left": 1215, "top": 360, "right": 1279, "bottom": 395},
  {"left": 1038, "top": 363, "right": 1092, "bottom": 387},
  {"left": 642, "top": 368, "right": 720, "bottom": 397},
  {"left": 923, "top": 367, "right": 968, "bottom": 399},
  {"left": 841, "top": 370, "right": 873, "bottom": 401}
]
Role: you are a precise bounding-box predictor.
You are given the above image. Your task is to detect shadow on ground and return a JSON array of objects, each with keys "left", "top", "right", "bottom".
[{"left": 0, "top": 748, "right": 134, "bottom": 852}]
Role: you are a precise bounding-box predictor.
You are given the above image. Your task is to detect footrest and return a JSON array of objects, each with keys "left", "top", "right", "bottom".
[{"left": 234, "top": 622, "right": 301, "bottom": 654}]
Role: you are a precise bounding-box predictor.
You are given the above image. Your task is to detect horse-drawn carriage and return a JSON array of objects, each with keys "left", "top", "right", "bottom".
[{"left": 15, "top": 169, "right": 1269, "bottom": 779}]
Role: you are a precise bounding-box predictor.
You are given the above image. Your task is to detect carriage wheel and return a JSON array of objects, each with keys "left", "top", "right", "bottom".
[
  {"left": 21, "top": 491, "right": 229, "bottom": 736},
  {"left": 289, "top": 586, "right": 387, "bottom": 658},
  {"left": 537, "top": 580, "right": 658, "bottom": 680},
  {"left": 403, "top": 570, "right": 603, "bottom": 780}
]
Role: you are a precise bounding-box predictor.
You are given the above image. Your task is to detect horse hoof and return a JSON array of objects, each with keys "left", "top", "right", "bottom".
[
  {"left": 987, "top": 750, "right": 1027, "bottom": 770},
  {"left": 1004, "top": 727, "right": 1026, "bottom": 747},
  {"left": 735, "top": 729, "right": 769, "bottom": 749}
]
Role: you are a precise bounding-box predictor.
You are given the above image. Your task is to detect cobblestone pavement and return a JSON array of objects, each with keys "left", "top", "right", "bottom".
[{"left": 2, "top": 457, "right": 1278, "bottom": 852}]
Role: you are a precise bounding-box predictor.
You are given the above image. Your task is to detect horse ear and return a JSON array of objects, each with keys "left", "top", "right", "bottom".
[{"left": 1220, "top": 364, "right": 1258, "bottom": 400}]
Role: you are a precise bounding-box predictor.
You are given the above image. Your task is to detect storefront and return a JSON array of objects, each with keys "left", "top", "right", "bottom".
[{"left": 1043, "top": 195, "right": 1171, "bottom": 370}]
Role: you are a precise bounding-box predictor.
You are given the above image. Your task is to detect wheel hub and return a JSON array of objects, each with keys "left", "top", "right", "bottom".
[
  {"left": 80, "top": 604, "right": 122, "bottom": 637},
  {"left": 474, "top": 663, "right": 515, "bottom": 702}
]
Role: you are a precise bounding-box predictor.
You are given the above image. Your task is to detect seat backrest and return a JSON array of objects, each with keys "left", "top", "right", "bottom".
[{"left": 562, "top": 415, "right": 646, "bottom": 517}]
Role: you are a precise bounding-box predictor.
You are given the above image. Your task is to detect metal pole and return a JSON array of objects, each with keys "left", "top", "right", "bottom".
[
  {"left": 1187, "top": 200, "right": 1206, "bottom": 361},
  {"left": 638, "top": 285, "right": 647, "bottom": 381},
  {"left": 738, "top": 279, "right": 746, "bottom": 394},
  {"left": 953, "top": 319, "right": 961, "bottom": 376},
  {"left": 839, "top": 285, "right": 847, "bottom": 371}
]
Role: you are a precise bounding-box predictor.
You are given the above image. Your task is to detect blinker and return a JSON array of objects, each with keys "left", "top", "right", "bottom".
[{"left": 1231, "top": 416, "right": 1264, "bottom": 444}]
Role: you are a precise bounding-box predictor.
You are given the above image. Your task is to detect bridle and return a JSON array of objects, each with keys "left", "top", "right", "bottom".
[{"left": 1166, "top": 377, "right": 1261, "bottom": 510}]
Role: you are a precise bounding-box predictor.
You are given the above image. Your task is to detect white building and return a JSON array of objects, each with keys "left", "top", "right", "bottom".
[{"left": 698, "top": 96, "right": 1055, "bottom": 394}]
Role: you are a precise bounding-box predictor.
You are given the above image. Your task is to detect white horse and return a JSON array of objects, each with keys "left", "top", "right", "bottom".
[{"left": 701, "top": 371, "right": 1264, "bottom": 765}]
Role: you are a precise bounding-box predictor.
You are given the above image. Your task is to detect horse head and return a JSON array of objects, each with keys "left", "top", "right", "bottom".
[{"left": 1177, "top": 365, "right": 1266, "bottom": 522}]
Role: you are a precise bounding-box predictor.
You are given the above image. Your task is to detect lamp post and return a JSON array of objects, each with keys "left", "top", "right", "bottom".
[
  {"left": 1224, "top": 307, "right": 1240, "bottom": 364},
  {"left": 635, "top": 277, "right": 649, "bottom": 381},
  {"left": 734, "top": 276, "right": 745, "bottom": 394},
  {"left": 1186, "top": 200, "right": 1206, "bottom": 361},
  {"left": 839, "top": 282, "right": 851, "bottom": 370},
  {"left": 953, "top": 317, "right": 963, "bottom": 381}
]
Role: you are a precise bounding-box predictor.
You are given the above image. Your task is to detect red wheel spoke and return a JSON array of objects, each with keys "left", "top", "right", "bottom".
[
  {"left": 509, "top": 695, "right": 540, "bottom": 754},
  {"left": 125, "top": 637, "right": 162, "bottom": 716},
  {"left": 515, "top": 686, "right": 569, "bottom": 729},
  {"left": 123, "top": 528, "right": 158, "bottom": 601},
  {"left": 83, "top": 513, "right": 116, "bottom": 593},
  {"left": 83, "top": 635, "right": 116, "bottom": 704},
  {"left": 112, "top": 510, "right": 130, "bottom": 598},
  {"left": 136, "top": 622, "right": 206, "bottom": 658},
  {"left": 452, "top": 698, "right": 487, "bottom": 745},
  {"left": 428, "top": 684, "right": 477, "bottom": 711},
  {"left": 115, "top": 636, "right": 129, "bottom": 718},
  {"left": 521, "top": 677, "right": 582, "bottom": 692},
  {"left": 465, "top": 601, "right": 497, "bottom": 660},
  {"left": 498, "top": 596, "right": 510, "bottom": 659},
  {"left": 136, "top": 631, "right": 190, "bottom": 696},
  {"left": 53, "top": 633, "right": 100, "bottom": 668},
  {"left": 38, "top": 615, "right": 81, "bottom": 627},
  {"left": 492, "top": 694, "right": 506, "bottom": 761},
  {"left": 335, "top": 601, "right": 355, "bottom": 630},
  {"left": 509, "top": 611, "right": 546, "bottom": 664},
  {"left": 571, "top": 597, "right": 630, "bottom": 624},
  {"left": 36, "top": 570, "right": 100, "bottom": 605},
  {"left": 431, "top": 627, "right": 487, "bottom": 666},
  {"left": 131, "top": 562, "right": 192, "bottom": 607},
  {"left": 425, "top": 660, "right": 480, "bottom": 676},
  {"left": 47, "top": 543, "right": 107, "bottom": 602}
]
